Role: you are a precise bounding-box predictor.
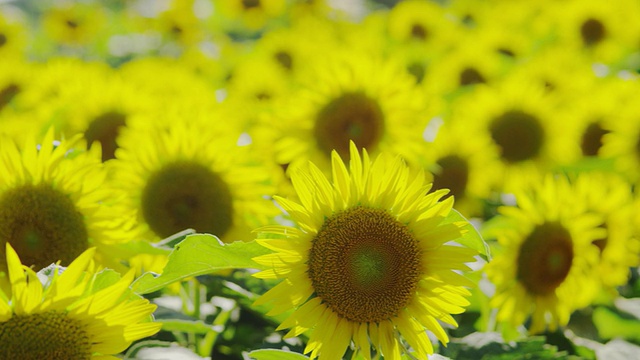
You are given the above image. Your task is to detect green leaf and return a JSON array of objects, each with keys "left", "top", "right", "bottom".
[
  {"left": 132, "top": 234, "right": 271, "bottom": 294},
  {"left": 90, "top": 269, "right": 122, "bottom": 294},
  {"left": 446, "top": 209, "right": 491, "bottom": 261},
  {"left": 593, "top": 306, "right": 640, "bottom": 341},
  {"left": 158, "top": 319, "right": 223, "bottom": 335},
  {"left": 247, "top": 349, "right": 309, "bottom": 360}
]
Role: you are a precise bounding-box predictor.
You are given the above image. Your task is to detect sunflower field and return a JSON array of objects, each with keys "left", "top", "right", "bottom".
[{"left": 2, "top": 0, "right": 640, "bottom": 359}]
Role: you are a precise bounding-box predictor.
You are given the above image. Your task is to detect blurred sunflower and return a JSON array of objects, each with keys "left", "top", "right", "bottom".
[
  {"left": 423, "top": 121, "right": 501, "bottom": 218},
  {"left": 112, "top": 114, "right": 280, "bottom": 272},
  {"left": 253, "top": 143, "right": 477, "bottom": 359},
  {"left": 386, "top": 0, "right": 460, "bottom": 53},
  {"left": 486, "top": 174, "right": 603, "bottom": 333},
  {"left": 0, "top": 130, "right": 132, "bottom": 274},
  {"left": 451, "top": 79, "right": 571, "bottom": 189},
  {"left": 570, "top": 172, "right": 639, "bottom": 290},
  {"left": 0, "top": 58, "right": 33, "bottom": 118},
  {"left": 212, "top": 0, "right": 286, "bottom": 32},
  {"left": 599, "top": 92, "right": 640, "bottom": 181},
  {"left": 45, "top": 70, "right": 155, "bottom": 162},
  {"left": 0, "top": 9, "right": 27, "bottom": 59},
  {"left": 549, "top": 0, "right": 640, "bottom": 64},
  {"left": 0, "top": 243, "right": 161, "bottom": 359},
  {"left": 265, "top": 49, "right": 429, "bottom": 174},
  {"left": 40, "top": 2, "right": 106, "bottom": 46}
]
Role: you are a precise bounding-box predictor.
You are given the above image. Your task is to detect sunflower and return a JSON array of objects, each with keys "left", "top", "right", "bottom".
[
  {"left": 450, "top": 78, "right": 572, "bottom": 190},
  {"left": 40, "top": 2, "right": 107, "bottom": 46},
  {"left": 570, "top": 172, "right": 639, "bottom": 290},
  {"left": 212, "top": 0, "right": 286, "bottom": 32},
  {"left": 0, "top": 243, "right": 161, "bottom": 359},
  {"left": 547, "top": 0, "right": 640, "bottom": 65},
  {"left": 264, "top": 48, "right": 429, "bottom": 175},
  {"left": 486, "top": 173, "right": 603, "bottom": 333},
  {"left": 0, "top": 9, "right": 27, "bottom": 59},
  {"left": 386, "top": 0, "right": 461, "bottom": 54},
  {"left": 112, "top": 114, "right": 280, "bottom": 250},
  {"left": 422, "top": 120, "right": 501, "bottom": 218},
  {"left": 253, "top": 142, "right": 478, "bottom": 359},
  {"left": 44, "top": 68, "right": 156, "bottom": 162},
  {"left": 0, "top": 130, "right": 133, "bottom": 273}
]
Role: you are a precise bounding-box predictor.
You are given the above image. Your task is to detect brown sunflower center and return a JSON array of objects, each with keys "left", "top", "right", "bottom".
[
  {"left": 0, "top": 83, "right": 20, "bottom": 112},
  {"left": 581, "top": 121, "right": 609, "bottom": 157},
  {"left": 0, "top": 33, "right": 7, "bottom": 47},
  {"left": 516, "top": 222, "right": 574, "bottom": 296},
  {"left": 410, "top": 23, "right": 428, "bottom": 40},
  {"left": 432, "top": 155, "right": 469, "bottom": 199},
  {"left": 459, "top": 67, "right": 486, "bottom": 86},
  {"left": 307, "top": 207, "right": 421, "bottom": 323},
  {"left": 407, "top": 62, "right": 426, "bottom": 84},
  {"left": 141, "top": 161, "right": 233, "bottom": 239},
  {"left": 490, "top": 110, "right": 545, "bottom": 163},
  {"left": 313, "top": 92, "right": 385, "bottom": 159},
  {"left": 242, "top": 0, "right": 261, "bottom": 9},
  {"left": 84, "top": 111, "right": 127, "bottom": 162},
  {"left": 65, "top": 19, "right": 80, "bottom": 29},
  {"left": 0, "top": 184, "right": 88, "bottom": 270},
  {"left": 581, "top": 18, "right": 606, "bottom": 46},
  {"left": 0, "top": 311, "right": 91, "bottom": 360},
  {"left": 274, "top": 51, "right": 293, "bottom": 70}
]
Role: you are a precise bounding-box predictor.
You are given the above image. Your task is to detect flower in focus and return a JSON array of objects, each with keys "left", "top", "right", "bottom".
[
  {"left": 253, "top": 142, "right": 477, "bottom": 359},
  {"left": 0, "top": 243, "right": 161, "bottom": 359}
]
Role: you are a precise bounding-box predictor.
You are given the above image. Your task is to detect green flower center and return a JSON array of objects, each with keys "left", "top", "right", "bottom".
[
  {"left": 84, "top": 111, "right": 127, "bottom": 162},
  {"left": 432, "top": 155, "right": 469, "bottom": 199},
  {"left": 459, "top": 67, "right": 486, "bottom": 86},
  {"left": 0, "top": 311, "right": 91, "bottom": 360},
  {"left": 0, "top": 184, "right": 88, "bottom": 270},
  {"left": 308, "top": 207, "right": 421, "bottom": 323},
  {"left": 313, "top": 92, "right": 385, "bottom": 159},
  {"left": 581, "top": 18, "right": 606, "bottom": 46},
  {"left": 517, "top": 222, "right": 574, "bottom": 296},
  {"left": 0, "top": 83, "right": 20, "bottom": 112},
  {"left": 581, "top": 121, "right": 609, "bottom": 157},
  {"left": 490, "top": 110, "right": 545, "bottom": 163},
  {"left": 141, "top": 161, "right": 233, "bottom": 239}
]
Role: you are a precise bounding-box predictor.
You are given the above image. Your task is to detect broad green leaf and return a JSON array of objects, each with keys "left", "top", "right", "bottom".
[
  {"left": 132, "top": 234, "right": 271, "bottom": 294},
  {"left": 446, "top": 209, "right": 491, "bottom": 261},
  {"left": 593, "top": 307, "right": 640, "bottom": 341},
  {"left": 247, "top": 349, "right": 309, "bottom": 360},
  {"left": 90, "top": 269, "right": 122, "bottom": 294},
  {"left": 158, "top": 319, "right": 223, "bottom": 335}
]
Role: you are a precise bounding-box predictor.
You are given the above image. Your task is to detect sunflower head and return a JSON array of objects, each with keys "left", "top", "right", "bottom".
[
  {"left": 253, "top": 142, "right": 478, "bottom": 359},
  {"left": 0, "top": 243, "right": 161, "bottom": 358}
]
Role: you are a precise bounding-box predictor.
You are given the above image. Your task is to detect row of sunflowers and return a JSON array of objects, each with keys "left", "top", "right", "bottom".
[{"left": 2, "top": 0, "right": 640, "bottom": 359}]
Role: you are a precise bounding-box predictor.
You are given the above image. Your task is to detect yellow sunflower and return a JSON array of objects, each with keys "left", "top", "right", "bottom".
[
  {"left": 0, "top": 9, "right": 27, "bottom": 59},
  {"left": 0, "top": 130, "right": 133, "bottom": 273},
  {"left": 40, "top": 2, "right": 107, "bottom": 46},
  {"left": 422, "top": 120, "right": 501, "bottom": 218},
  {"left": 386, "top": 0, "right": 461, "bottom": 54},
  {"left": 451, "top": 78, "right": 573, "bottom": 190},
  {"left": 253, "top": 142, "right": 478, "bottom": 359},
  {"left": 264, "top": 48, "right": 429, "bottom": 175},
  {"left": 486, "top": 173, "right": 603, "bottom": 333},
  {"left": 111, "top": 115, "right": 280, "bottom": 264},
  {"left": 0, "top": 243, "right": 161, "bottom": 359},
  {"left": 44, "top": 68, "right": 156, "bottom": 162},
  {"left": 570, "top": 172, "right": 639, "bottom": 290},
  {"left": 212, "top": 0, "right": 286, "bottom": 32},
  {"left": 548, "top": 0, "right": 640, "bottom": 65}
]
